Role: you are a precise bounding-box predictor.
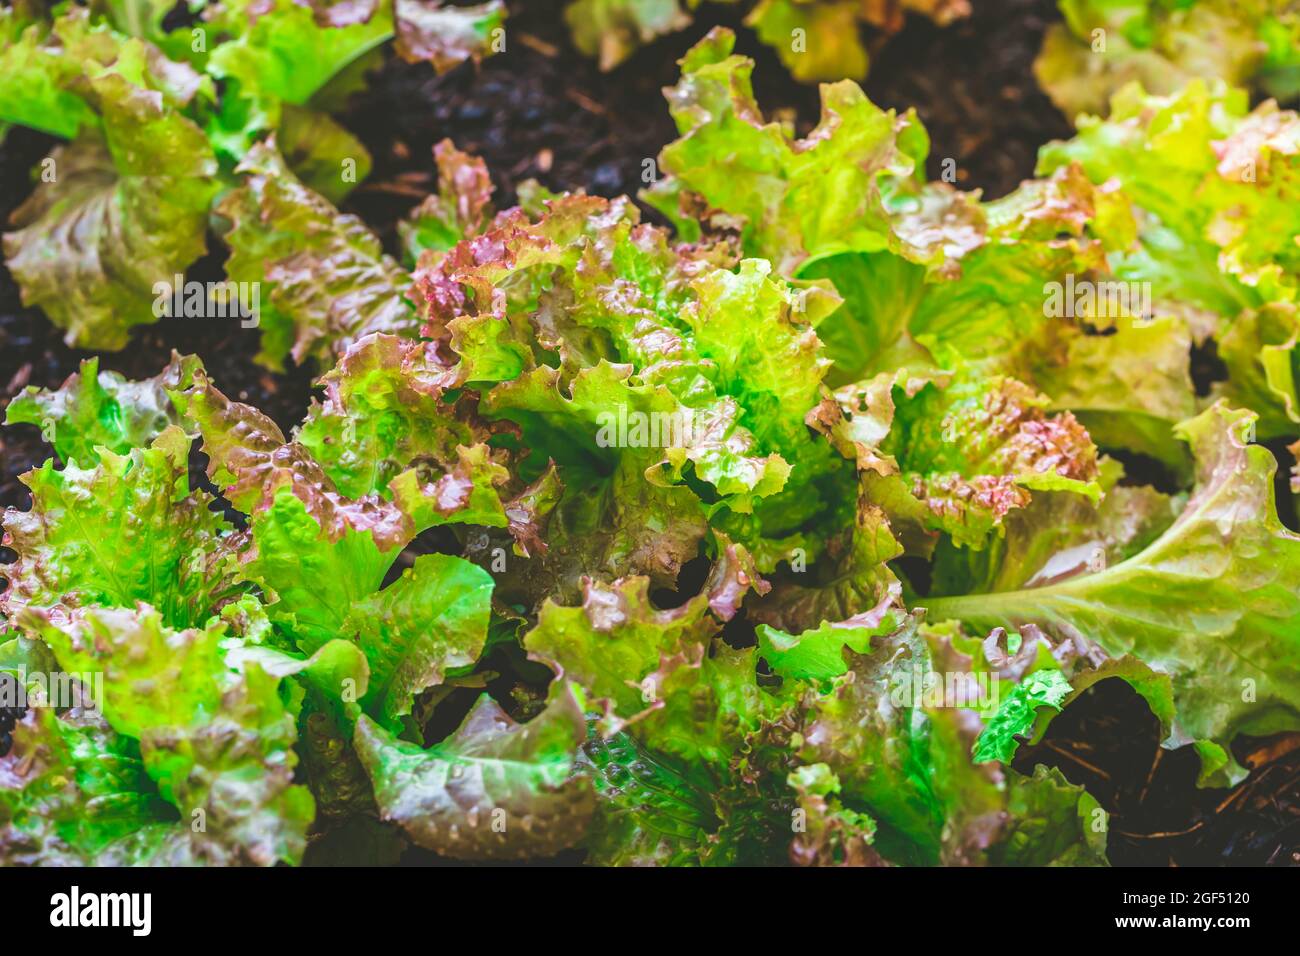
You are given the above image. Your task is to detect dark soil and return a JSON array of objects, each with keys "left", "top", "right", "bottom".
[
  {"left": 1016, "top": 680, "right": 1300, "bottom": 866},
  {"left": 0, "top": 0, "right": 1295, "bottom": 867},
  {"left": 342, "top": 0, "right": 1072, "bottom": 243}
]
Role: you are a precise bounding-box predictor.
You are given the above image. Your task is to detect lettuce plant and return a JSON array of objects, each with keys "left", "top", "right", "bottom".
[
  {"left": 2, "top": 19, "right": 1300, "bottom": 867},
  {"left": 0, "top": 1, "right": 504, "bottom": 358}
]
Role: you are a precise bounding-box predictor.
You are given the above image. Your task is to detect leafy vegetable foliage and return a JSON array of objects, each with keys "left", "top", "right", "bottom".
[{"left": 4, "top": 18, "right": 1300, "bottom": 867}]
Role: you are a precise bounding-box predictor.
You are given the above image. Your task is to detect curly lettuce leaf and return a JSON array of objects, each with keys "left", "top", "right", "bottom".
[
  {"left": 0, "top": 9, "right": 97, "bottom": 138},
  {"left": 354, "top": 684, "right": 594, "bottom": 860},
  {"left": 972, "top": 667, "right": 1073, "bottom": 763},
  {"left": 756, "top": 589, "right": 902, "bottom": 682},
  {"left": 216, "top": 140, "right": 415, "bottom": 369},
  {"left": 400, "top": 138, "right": 495, "bottom": 266},
  {"left": 26, "top": 604, "right": 317, "bottom": 865},
  {"left": 0, "top": 704, "right": 175, "bottom": 866},
  {"left": 1, "top": 427, "right": 243, "bottom": 630},
  {"left": 523, "top": 576, "right": 721, "bottom": 721},
  {"left": 647, "top": 28, "right": 941, "bottom": 274},
  {"left": 927, "top": 403, "right": 1300, "bottom": 750},
  {"left": 988, "top": 764, "right": 1108, "bottom": 866},
  {"left": 392, "top": 0, "right": 506, "bottom": 72},
  {"left": 413, "top": 192, "right": 850, "bottom": 600},
  {"left": 171, "top": 364, "right": 505, "bottom": 653},
  {"left": 4, "top": 353, "right": 199, "bottom": 466},
  {"left": 786, "top": 762, "right": 884, "bottom": 866},
  {"left": 1037, "top": 83, "right": 1300, "bottom": 437},
  {"left": 344, "top": 553, "right": 493, "bottom": 729}
]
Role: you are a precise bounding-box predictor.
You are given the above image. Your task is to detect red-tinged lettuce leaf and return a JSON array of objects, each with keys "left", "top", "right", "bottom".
[
  {"left": 581, "top": 637, "right": 811, "bottom": 866},
  {"left": 801, "top": 163, "right": 1135, "bottom": 391},
  {"left": 926, "top": 403, "right": 1300, "bottom": 751},
  {"left": 4, "top": 353, "right": 199, "bottom": 466},
  {"left": 748, "top": 493, "right": 903, "bottom": 633},
  {"left": 216, "top": 140, "right": 416, "bottom": 369},
  {"left": 343, "top": 553, "right": 493, "bottom": 729},
  {"left": 1025, "top": 313, "right": 1199, "bottom": 478},
  {"left": 0, "top": 427, "right": 244, "bottom": 630},
  {"left": 0, "top": 704, "right": 176, "bottom": 866},
  {"left": 878, "top": 375, "right": 1102, "bottom": 548},
  {"left": 27, "top": 604, "right": 317, "bottom": 865},
  {"left": 929, "top": 456, "right": 1181, "bottom": 600},
  {"left": 298, "top": 339, "right": 461, "bottom": 495},
  {"left": 0, "top": 7, "right": 207, "bottom": 137},
  {"left": 173, "top": 358, "right": 507, "bottom": 541},
  {"left": 786, "top": 763, "right": 885, "bottom": 866},
  {"left": 416, "top": 192, "right": 855, "bottom": 594},
  {"left": 170, "top": 369, "right": 408, "bottom": 541},
  {"left": 354, "top": 684, "right": 595, "bottom": 860},
  {"left": 523, "top": 576, "right": 721, "bottom": 721},
  {"left": 400, "top": 138, "right": 495, "bottom": 266},
  {"left": 489, "top": 361, "right": 788, "bottom": 509},
  {"left": 1, "top": 13, "right": 217, "bottom": 350},
  {"left": 299, "top": 702, "right": 379, "bottom": 825},
  {"left": 502, "top": 461, "right": 564, "bottom": 560},
  {"left": 1036, "top": 84, "right": 1300, "bottom": 440},
  {"left": 392, "top": 0, "right": 506, "bottom": 72},
  {"left": 638, "top": 640, "right": 797, "bottom": 777},
  {"left": 756, "top": 589, "right": 903, "bottom": 683},
  {"left": 170, "top": 365, "right": 506, "bottom": 653},
  {"left": 295, "top": 332, "right": 506, "bottom": 502},
  {"left": 791, "top": 611, "right": 971, "bottom": 863}
]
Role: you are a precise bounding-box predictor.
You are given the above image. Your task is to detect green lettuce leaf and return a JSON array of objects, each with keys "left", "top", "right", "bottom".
[
  {"left": 0, "top": 427, "right": 243, "bottom": 630},
  {"left": 1035, "top": 0, "right": 1298, "bottom": 122},
  {"left": 564, "top": 0, "right": 692, "bottom": 71},
  {"left": 786, "top": 762, "right": 884, "bottom": 866},
  {"left": 972, "top": 667, "right": 1073, "bottom": 763},
  {"left": 344, "top": 553, "right": 493, "bottom": 729},
  {"left": 0, "top": 704, "right": 176, "bottom": 866},
  {"left": 578, "top": 725, "right": 718, "bottom": 866},
  {"left": 27, "top": 604, "right": 317, "bottom": 865},
  {"left": 988, "top": 764, "right": 1108, "bottom": 866},
  {"left": 4, "top": 353, "right": 199, "bottom": 466},
  {"left": 354, "top": 683, "right": 595, "bottom": 860},
  {"left": 927, "top": 403, "right": 1300, "bottom": 750}
]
